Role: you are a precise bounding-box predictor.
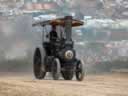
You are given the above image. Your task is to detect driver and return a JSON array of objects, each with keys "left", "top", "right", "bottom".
[{"left": 49, "top": 25, "right": 58, "bottom": 42}]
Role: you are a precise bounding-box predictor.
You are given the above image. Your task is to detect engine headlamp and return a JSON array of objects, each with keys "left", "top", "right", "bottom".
[{"left": 65, "top": 50, "right": 74, "bottom": 59}]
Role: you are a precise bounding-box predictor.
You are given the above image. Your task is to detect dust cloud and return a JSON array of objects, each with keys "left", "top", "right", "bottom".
[
  {"left": 0, "top": 0, "right": 128, "bottom": 75},
  {"left": 0, "top": 15, "right": 34, "bottom": 73}
]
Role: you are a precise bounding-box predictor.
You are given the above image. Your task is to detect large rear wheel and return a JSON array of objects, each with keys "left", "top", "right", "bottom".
[
  {"left": 33, "top": 49, "right": 46, "bottom": 79},
  {"left": 76, "top": 60, "right": 85, "bottom": 81},
  {"left": 51, "top": 58, "right": 61, "bottom": 80}
]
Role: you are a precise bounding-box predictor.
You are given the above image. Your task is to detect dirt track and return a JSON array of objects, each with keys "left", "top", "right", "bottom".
[{"left": 0, "top": 73, "right": 128, "bottom": 96}]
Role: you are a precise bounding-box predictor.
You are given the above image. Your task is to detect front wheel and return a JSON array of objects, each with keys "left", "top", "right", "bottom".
[
  {"left": 51, "top": 58, "right": 61, "bottom": 80},
  {"left": 75, "top": 60, "right": 85, "bottom": 81},
  {"left": 62, "top": 71, "right": 74, "bottom": 80}
]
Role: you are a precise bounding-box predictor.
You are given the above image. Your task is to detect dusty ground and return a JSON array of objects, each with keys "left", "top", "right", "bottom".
[{"left": 0, "top": 73, "right": 128, "bottom": 96}]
